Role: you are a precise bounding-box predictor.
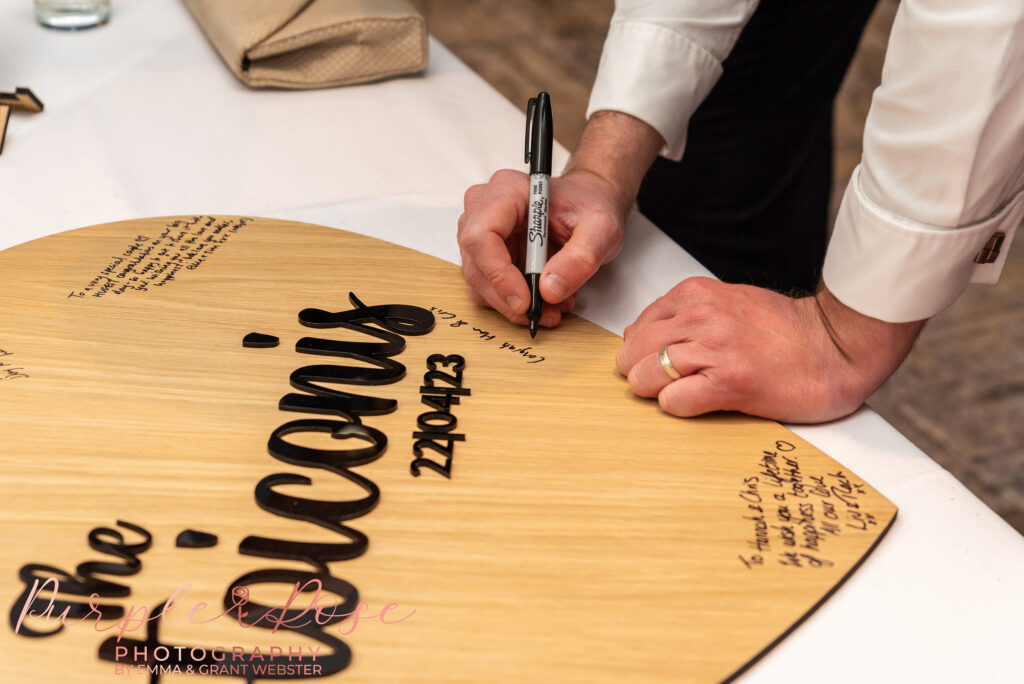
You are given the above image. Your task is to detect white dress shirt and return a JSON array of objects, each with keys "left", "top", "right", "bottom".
[{"left": 587, "top": 0, "right": 1024, "bottom": 323}]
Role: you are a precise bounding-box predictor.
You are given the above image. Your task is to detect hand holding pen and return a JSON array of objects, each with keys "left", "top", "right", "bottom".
[{"left": 457, "top": 107, "right": 646, "bottom": 334}]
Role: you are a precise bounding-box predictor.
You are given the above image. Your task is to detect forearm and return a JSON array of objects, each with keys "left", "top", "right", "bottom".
[
  {"left": 563, "top": 110, "right": 664, "bottom": 218},
  {"left": 588, "top": 1, "right": 759, "bottom": 161},
  {"left": 812, "top": 285, "right": 926, "bottom": 409}
]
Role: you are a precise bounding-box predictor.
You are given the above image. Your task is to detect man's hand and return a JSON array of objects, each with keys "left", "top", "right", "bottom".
[
  {"left": 616, "top": 278, "right": 926, "bottom": 423},
  {"left": 457, "top": 168, "right": 627, "bottom": 328},
  {"left": 457, "top": 111, "right": 665, "bottom": 328}
]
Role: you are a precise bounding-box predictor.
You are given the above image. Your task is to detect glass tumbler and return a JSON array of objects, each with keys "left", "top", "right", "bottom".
[{"left": 34, "top": 0, "right": 110, "bottom": 30}]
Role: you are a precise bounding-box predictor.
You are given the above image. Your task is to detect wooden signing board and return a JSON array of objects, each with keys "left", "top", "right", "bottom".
[{"left": 0, "top": 217, "right": 895, "bottom": 682}]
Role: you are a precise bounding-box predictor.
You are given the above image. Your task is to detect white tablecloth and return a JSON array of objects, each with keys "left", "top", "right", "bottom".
[{"left": 2, "top": 1, "right": 1022, "bottom": 681}]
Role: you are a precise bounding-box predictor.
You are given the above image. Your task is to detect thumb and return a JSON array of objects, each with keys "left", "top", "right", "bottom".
[{"left": 540, "top": 213, "right": 622, "bottom": 303}]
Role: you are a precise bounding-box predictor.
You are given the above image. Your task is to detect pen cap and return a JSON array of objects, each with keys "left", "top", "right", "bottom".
[{"left": 525, "top": 91, "right": 553, "bottom": 176}]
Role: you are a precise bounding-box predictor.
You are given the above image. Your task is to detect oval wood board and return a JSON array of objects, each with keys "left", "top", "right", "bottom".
[{"left": 0, "top": 217, "right": 895, "bottom": 682}]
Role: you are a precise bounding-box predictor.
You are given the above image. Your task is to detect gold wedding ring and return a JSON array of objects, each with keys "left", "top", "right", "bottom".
[{"left": 659, "top": 347, "right": 682, "bottom": 380}]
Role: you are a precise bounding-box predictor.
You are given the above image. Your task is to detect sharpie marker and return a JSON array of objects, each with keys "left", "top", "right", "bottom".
[{"left": 524, "top": 92, "right": 552, "bottom": 339}]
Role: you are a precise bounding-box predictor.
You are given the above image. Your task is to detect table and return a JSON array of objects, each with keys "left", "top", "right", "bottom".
[{"left": 2, "top": 1, "right": 1021, "bottom": 681}]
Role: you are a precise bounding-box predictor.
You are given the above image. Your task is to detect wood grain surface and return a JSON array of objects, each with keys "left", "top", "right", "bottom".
[{"left": 0, "top": 217, "right": 895, "bottom": 682}]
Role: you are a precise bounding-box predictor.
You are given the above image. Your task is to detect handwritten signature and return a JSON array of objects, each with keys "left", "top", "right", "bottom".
[
  {"left": 429, "top": 307, "right": 545, "bottom": 363},
  {"left": 0, "top": 349, "right": 28, "bottom": 380}
]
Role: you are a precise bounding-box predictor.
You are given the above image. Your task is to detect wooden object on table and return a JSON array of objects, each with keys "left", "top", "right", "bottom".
[
  {"left": 0, "top": 217, "right": 896, "bottom": 683},
  {"left": 0, "top": 87, "right": 43, "bottom": 155},
  {"left": 0, "top": 104, "right": 9, "bottom": 154},
  {"left": 0, "top": 87, "right": 44, "bottom": 113}
]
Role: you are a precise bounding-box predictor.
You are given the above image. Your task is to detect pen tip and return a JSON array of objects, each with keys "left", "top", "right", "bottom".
[{"left": 529, "top": 322, "right": 537, "bottom": 339}]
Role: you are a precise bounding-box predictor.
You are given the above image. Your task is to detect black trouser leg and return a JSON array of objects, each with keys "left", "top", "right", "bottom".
[{"left": 636, "top": 0, "right": 879, "bottom": 295}]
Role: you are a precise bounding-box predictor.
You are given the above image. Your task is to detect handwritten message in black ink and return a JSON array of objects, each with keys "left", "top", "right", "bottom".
[
  {"left": 737, "top": 440, "right": 877, "bottom": 570},
  {"left": 429, "top": 306, "right": 545, "bottom": 364},
  {"left": 0, "top": 348, "right": 29, "bottom": 381},
  {"left": 68, "top": 216, "right": 252, "bottom": 299}
]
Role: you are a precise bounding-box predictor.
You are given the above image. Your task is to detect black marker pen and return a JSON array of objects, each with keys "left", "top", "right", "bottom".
[{"left": 524, "top": 92, "right": 552, "bottom": 339}]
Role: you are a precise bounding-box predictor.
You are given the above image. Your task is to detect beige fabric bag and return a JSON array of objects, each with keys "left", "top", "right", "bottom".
[{"left": 183, "top": 0, "right": 428, "bottom": 89}]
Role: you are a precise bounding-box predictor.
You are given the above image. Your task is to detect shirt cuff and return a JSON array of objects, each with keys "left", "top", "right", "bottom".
[
  {"left": 823, "top": 165, "right": 1023, "bottom": 323},
  {"left": 586, "top": 21, "right": 722, "bottom": 161}
]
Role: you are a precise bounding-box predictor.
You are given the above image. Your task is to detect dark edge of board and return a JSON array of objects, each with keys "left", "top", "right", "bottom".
[{"left": 722, "top": 507, "right": 899, "bottom": 683}]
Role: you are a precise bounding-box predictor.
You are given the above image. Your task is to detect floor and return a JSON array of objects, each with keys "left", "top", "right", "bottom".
[{"left": 410, "top": 0, "right": 1024, "bottom": 534}]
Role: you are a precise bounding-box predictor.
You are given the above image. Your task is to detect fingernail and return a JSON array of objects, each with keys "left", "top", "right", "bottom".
[
  {"left": 544, "top": 272, "right": 568, "bottom": 301},
  {"left": 506, "top": 294, "right": 523, "bottom": 313}
]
